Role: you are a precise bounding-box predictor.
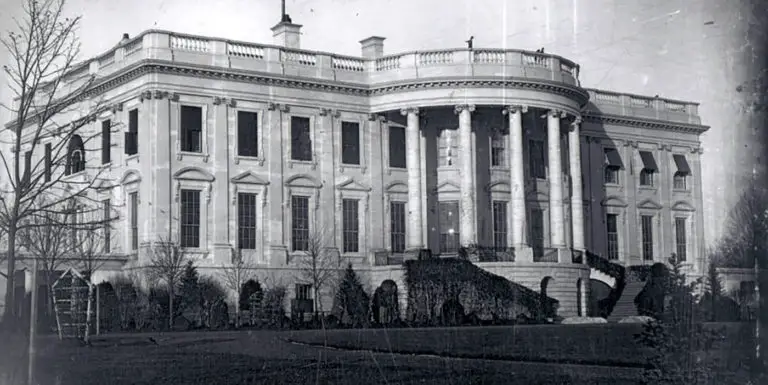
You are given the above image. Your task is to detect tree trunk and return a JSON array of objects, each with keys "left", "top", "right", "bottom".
[
  {"left": 168, "top": 282, "right": 174, "bottom": 330},
  {"left": 235, "top": 294, "right": 241, "bottom": 328},
  {"left": 3, "top": 223, "right": 17, "bottom": 326}
]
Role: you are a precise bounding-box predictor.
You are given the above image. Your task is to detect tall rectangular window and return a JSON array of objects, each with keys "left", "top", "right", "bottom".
[
  {"left": 390, "top": 201, "right": 406, "bottom": 253},
  {"left": 291, "top": 116, "right": 312, "bottom": 161},
  {"left": 438, "top": 201, "right": 460, "bottom": 253},
  {"left": 604, "top": 148, "right": 623, "bottom": 184},
  {"left": 342, "top": 199, "right": 359, "bottom": 253},
  {"left": 295, "top": 284, "right": 311, "bottom": 300},
  {"left": 102, "top": 199, "right": 111, "bottom": 253},
  {"left": 291, "top": 195, "right": 310, "bottom": 251},
  {"left": 529, "top": 140, "right": 546, "bottom": 179},
  {"left": 237, "top": 111, "right": 259, "bottom": 157},
  {"left": 606, "top": 214, "right": 619, "bottom": 260},
  {"left": 492, "top": 201, "right": 508, "bottom": 249},
  {"left": 341, "top": 121, "right": 360, "bottom": 165},
  {"left": 23, "top": 151, "right": 31, "bottom": 181},
  {"left": 673, "top": 154, "right": 691, "bottom": 190},
  {"left": 101, "top": 119, "right": 111, "bottom": 164},
  {"left": 675, "top": 217, "right": 687, "bottom": 261},
  {"left": 237, "top": 193, "right": 258, "bottom": 250},
  {"left": 44, "top": 143, "right": 51, "bottom": 182},
  {"left": 181, "top": 106, "right": 203, "bottom": 153},
  {"left": 125, "top": 109, "right": 138, "bottom": 155},
  {"left": 490, "top": 128, "right": 506, "bottom": 167},
  {"left": 180, "top": 189, "right": 201, "bottom": 248},
  {"left": 438, "top": 129, "right": 458, "bottom": 167},
  {"left": 388, "top": 126, "right": 406, "bottom": 168},
  {"left": 530, "top": 209, "right": 545, "bottom": 257},
  {"left": 641, "top": 215, "right": 653, "bottom": 261},
  {"left": 129, "top": 192, "right": 138, "bottom": 251}
]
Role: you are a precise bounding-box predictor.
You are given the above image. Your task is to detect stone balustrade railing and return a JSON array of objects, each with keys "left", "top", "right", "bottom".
[
  {"left": 44, "top": 30, "right": 701, "bottom": 122},
  {"left": 585, "top": 89, "right": 699, "bottom": 121}
]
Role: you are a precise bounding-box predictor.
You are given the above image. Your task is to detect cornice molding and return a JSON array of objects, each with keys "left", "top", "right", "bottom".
[{"left": 582, "top": 113, "right": 709, "bottom": 135}]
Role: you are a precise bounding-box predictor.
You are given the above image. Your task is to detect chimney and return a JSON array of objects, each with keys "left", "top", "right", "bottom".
[
  {"left": 360, "top": 36, "right": 385, "bottom": 59},
  {"left": 271, "top": 21, "right": 302, "bottom": 49}
]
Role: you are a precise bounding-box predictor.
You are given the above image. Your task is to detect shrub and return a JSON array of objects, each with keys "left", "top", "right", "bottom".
[
  {"left": 240, "top": 279, "right": 263, "bottom": 312},
  {"left": 96, "top": 282, "right": 120, "bottom": 333},
  {"left": 197, "top": 277, "right": 229, "bottom": 329},
  {"left": 333, "top": 264, "right": 370, "bottom": 328},
  {"left": 262, "top": 285, "right": 288, "bottom": 329},
  {"left": 635, "top": 263, "right": 669, "bottom": 318},
  {"left": 371, "top": 280, "right": 400, "bottom": 326}
]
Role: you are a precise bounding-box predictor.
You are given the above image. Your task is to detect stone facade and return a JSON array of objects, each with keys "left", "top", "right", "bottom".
[{"left": 8, "top": 22, "right": 708, "bottom": 318}]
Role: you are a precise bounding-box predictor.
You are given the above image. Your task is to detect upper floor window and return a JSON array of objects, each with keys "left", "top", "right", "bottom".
[
  {"left": 490, "top": 128, "right": 507, "bottom": 167},
  {"left": 529, "top": 139, "right": 546, "bottom": 179},
  {"left": 606, "top": 213, "right": 619, "bottom": 260},
  {"left": 101, "top": 119, "right": 111, "bottom": 164},
  {"left": 388, "top": 126, "right": 406, "bottom": 168},
  {"left": 641, "top": 215, "right": 653, "bottom": 261},
  {"left": 291, "top": 116, "right": 312, "bottom": 161},
  {"left": 604, "top": 148, "right": 623, "bottom": 184},
  {"left": 237, "top": 193, "right": 258, "bottom": 250},
  {"left": 342, "top": 199, "right": 359, "bottom": 253},
  {"left": 673, "top": 154, "right": 691, "bottom": 190},
  {"left": 125, "top": 109, "right": 138, "bottom": 156},
  {"left": 438, "top": 129, "right": 458, "bottom": 167},
  {"left": 438, "top": 201, "right": 460, "bottom": 253},
  {"left": 675, "top": 217, "right": 687, "bottom": 261},
  {"left": 180, "top": 189, "right": 201, "bottom": 248},
  {"left": 65, "top": 135, "right": 85, "bottom": 175},
  {"left": 180, "top": 106, "right": 203, "bottom": 153},
  {"left": 638, "top": 151, "right": 657, "bottom": 187},
  {"left": 291, "top": 195, "right": 310, "bottom": 251},
  {"left": 341, "top": 121, "right": 360, "bottom": 165},
  {"left": 237, "top": 111, "right": 259, "bottom": 157}
]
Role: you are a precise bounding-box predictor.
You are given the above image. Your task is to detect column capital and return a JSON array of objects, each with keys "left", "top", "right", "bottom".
[
  {"left": 569, "top": 116, "right": 583, "bottom": 130},
  {"left": 545, "top": 109, "right": 567, "bottom": 119},
  {"left": 454, "top": 104, "right": 476, "bottom": 114},
  {"left": 400, "top": 107, "right": 419, "bottom": 116},
  {"left": 502, "top": 105, "right": 528, "bottom": 115}
]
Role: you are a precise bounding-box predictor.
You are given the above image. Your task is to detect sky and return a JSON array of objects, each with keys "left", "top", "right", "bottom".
[{"left": 0, "top": 0, "right": 759, "bottom": 246}]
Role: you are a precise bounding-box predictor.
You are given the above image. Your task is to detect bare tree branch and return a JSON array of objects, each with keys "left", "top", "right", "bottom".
[
  {"left": 218, "top": 248, "right": 257, "bottom": 328},
  {"left": 294, "top": 223, "right": 342, "bottom": 319},
  {"left": 145, "top": 237, "right": 188, "bottom": 329}
]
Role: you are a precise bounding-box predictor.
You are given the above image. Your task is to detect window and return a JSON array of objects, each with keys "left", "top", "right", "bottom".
[
  {"left": 23, "top": 151, "right": 31, "bottom": 181},
  {"left": 291, "top": 195, "right": 310, "bottom": 251},
  {"left": 641, "top": 215, "right": 653, "bottom": 261},
  {"left": 65, "top": 135, "right": 85, "bottom": 175},
  {"left": 388, "top": 126, "right": 406, "bottom": 168},
  {"left": 103, "top": 200, "right": 111, "bottom": 253},
  {"left": 180, "top": 106, "right": 203, "bottom": 153},
  {"left": 237, "top": 193, "right": 258, "bottom": 250},
  {"left": 638, "top": 151, "right": 657, "bottom": 187},
  {"left": 44, "top": 143, "right": 51, "bottom": 182},
  {"left": 490, "top": 128, "right": 507, "bottom": 167},
  {"left": 492, "top": 201, "right": 508, "bottom": 249},
  {"left": 530, "top": 209, "right": 545, "bottom": 258},
  {"left": 675, "top": 217, "right": 687, "bottom": 261},
  {"left": 673, "top": 154, "right": 691, "bottom": 190},
  {"left": 180, "top": 189, "right": 201, "bottom": 248},
  {"left": 390, "top": 201, "right": 406, "bottom": 253},
  {"left": 237, "top": 111, "right": 259, "bottom": 157},
  {"left": 290, "top": 116, "right": 312, "bottom": 161},
  {"left": 529, "top": 140, "right": 546, "bottom": 179},
  {"left": 606, "top": 214, "right": 619, "bottom": 260},
  {"left": 438, "top": 129, "right": 458, "bottom": 167},
  {"left": 604, "top": 148, "right": 623, "bottom": 184},
  {"left": 295, "top": 284, "right": 311, "bottom": 300},
  {"left": 129, "top": 192, "right": 138, "bottom": 251},
  {"left": 342, "top": 199, "right": 359, "bottom": 253},
  {"left": 101, "top": 119, "right": 111, "bottom": 164},
  {"left": 125, "top": 109, "right": 138, "bottom": 156},
  {"left": 341, "top": 121, "right": 360, "bottom": 165},
  {"left": 438, "top": 201, "right": 460, "bottom": 253}
]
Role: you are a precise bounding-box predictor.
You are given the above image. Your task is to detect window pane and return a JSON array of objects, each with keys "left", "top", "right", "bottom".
[
  {"left": 102, "top": 120, "right": 111, "bottom": 164},
  {"left": 390, "top": 202, "right": 406, "bottom": 253},
  {"left": 530, "top": 209, "right": 544, "bottom": 257},
  {"left": 529, "top": 140, "right": 545, "bottom": 179},
  {"left": 126, "top": 109, "right": 139, "bottom": 155},
  {"left": 341, "top": 122, "right": 360, "bottom": 165},
  {"left": 675, "top": 218, "right": 687, "bottom": 261},
  {"left": 181, "top": 106, "right": 203, "bottom": 153},
  {"left": 342, "top": 199, "right": 359, "bottom": 252},
  {"left": 641, "top": 215, "right": 653, "bottom": 261},
  {"left": 238, "top": 193, "right": 258, "bottom": 249},
  {"left": 389, "top": 127, "right": 406, "bottom": 168},
  {"left": 606, "top": 214, "right": 619, "bottom": 260},
  {"left": 438, "top": 129, "right": 457, "bottom": 167},
  {"left": 438, "top": 201, "right": 460, "bottom": 253},
  {"left": 291, "top": 196, "right": 310, "bottom": 251},
  {"left": 130, "top": 192, "right": 138, "bottom": 250},
  {"left": 491, "top": 128, "right": 506, "bottom": 167},
  {"left": 44, "top": 143, "right": 51, "bottom": 182},
  {"left": 237, "top": 111, "right": 259, "bottom": 157},
  {"left": 180, "top": 189, "right": 201, "bottom": 248},
  {"left": 492, "top": 201, "right": 508, "bottom": 249},
  {"left": 291, "top": 117, "right": 312, "bottom": 161}
]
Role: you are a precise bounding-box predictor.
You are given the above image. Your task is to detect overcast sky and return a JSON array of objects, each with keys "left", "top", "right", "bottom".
[{"left": 0, "top": 0, "right": 758, "bottom": 245}]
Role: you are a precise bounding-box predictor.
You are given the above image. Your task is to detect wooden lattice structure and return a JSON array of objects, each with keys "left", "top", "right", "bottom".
[{"left": 52, "top": 268, "right": 94, "bottom": 341}]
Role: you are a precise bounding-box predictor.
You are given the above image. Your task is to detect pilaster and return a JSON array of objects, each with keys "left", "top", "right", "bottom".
[
  {"left": 149, "top": 90, "right": 175, "bottom": 243},
  {"left": 211, "top": 97, "right": 234, "bottom": 264},
  {"left": 319, "top": 108, "right": 339, "bottom": 250},
  {"left": 268, "top": 102, "right": 288, "bottom": 266}
]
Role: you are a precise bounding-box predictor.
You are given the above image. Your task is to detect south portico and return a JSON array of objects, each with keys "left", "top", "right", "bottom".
[{"left": 381, "top": 103, "right": 586, "bottom": 264}]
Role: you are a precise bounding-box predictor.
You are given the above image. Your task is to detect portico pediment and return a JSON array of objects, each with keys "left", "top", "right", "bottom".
[
  {"left": 336, "top": 177, "right": 371, "bottom": 192},
  {"left": 486, "top": 181, "right": 511, "bottom": 194},
  {"left": 637, "top": 199, "right": 662, "bottom": 210},
  {"left": 120, "top": 169, "right": 141, "bottom": 185},
  {"left": 385, "top": 181, "right": 408, "bottom": 194},
  {"left": 601, "top": 196, "right": 628, "bottom": 208},
  {"left": 173, "top": 166, "right": 215, "bottom": 182},
  {"left": 231, "top": 171, "right": 269, "bottom": 185},
  {"left": 526, "top": 190, "right": 548, "bottom": 202},
  {"left": 671, "top": 200, "right": 696, "bottom": 212},
  {"left": 284, "top": 174, "right": 322, "bottom": 188},
  {"left": 435, "top": 181, "right": 460, "bottom": 194}
]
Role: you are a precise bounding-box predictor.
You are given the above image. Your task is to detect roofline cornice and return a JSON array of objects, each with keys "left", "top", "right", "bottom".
[{"left": 582, "top": 112, "right": 709, "bottom": 135}]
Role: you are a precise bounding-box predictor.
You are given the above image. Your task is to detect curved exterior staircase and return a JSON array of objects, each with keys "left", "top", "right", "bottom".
[{"left": 606, "top": 280, "right": 646, "bottom": 322}]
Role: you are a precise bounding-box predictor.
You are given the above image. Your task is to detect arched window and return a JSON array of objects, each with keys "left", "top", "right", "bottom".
[{"left": 66, "top": 135, "right": 85, "bottom": 175}]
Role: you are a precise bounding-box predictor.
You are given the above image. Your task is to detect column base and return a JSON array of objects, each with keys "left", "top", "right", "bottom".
[{"left": 514, "top": 245, "right": 533, "bottom": 263}]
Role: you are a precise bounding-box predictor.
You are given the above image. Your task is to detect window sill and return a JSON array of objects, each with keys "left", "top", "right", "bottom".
[
  {"left": 638, "top": 186, "right": 658, "bottom": 192},
  {"left": 672, "top": 188, "right": 690, "bottom": 193},
  {"left": 182, "top": 248, "right": 210, "bottom": 258},
  {"left": 235, "top": 155, "right": 265, "bottom": 166},
  {"left": 340, "top": 163, "right": 366, "bottom": 173},
  {"left": 386, "top": 167, "right": 407, "bottom": 175},
  {"left": 177, "top": 151, "right": 209, "bottom": 162},
  {"left": 287, "top": 159, "right": 317, "bottom": 170},
  {"left": 124, "top": 154, "right": 139, "bottom": 165}
]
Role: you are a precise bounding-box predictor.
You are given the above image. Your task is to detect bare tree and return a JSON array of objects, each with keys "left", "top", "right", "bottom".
[
  {"left": 294, "top": 224, "right": 342, "bottom": 323},
  {"left": 0, "top": 0, "right": 115, "bottom": 323},
  {"left": 711, "top": 183, "right": 768, "bottom": 268},
  {"left": 144, "top": 238, "right": 187, "bottom": 330},
  {"left": 219, "top": 247, "right": 256, "bottom": 328},
  {"left": 72, "top": 202, "right": 115, "bottom": 281}
]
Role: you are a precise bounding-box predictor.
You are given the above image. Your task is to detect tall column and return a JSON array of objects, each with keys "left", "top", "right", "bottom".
[
  {"left": 401, "top": 108, "right": 423, "bottom": 251},
  {"left": 503, "top": 105, "right": 528, "bottom": 250},
  {"left": 547, "top": 109, "right": 566, "bottom": 249},
  {"left": 569, "top": 117, "right": 585, "bottom": 251},
  {"left": 455, "top": 104, "right": 477, "bottom": 246}
]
